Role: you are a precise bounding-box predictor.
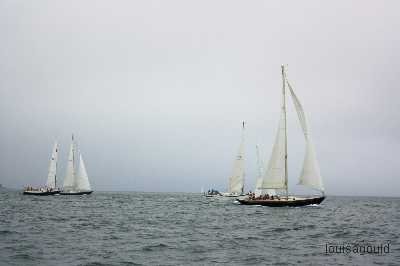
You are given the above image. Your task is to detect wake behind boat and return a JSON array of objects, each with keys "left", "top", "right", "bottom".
[
  {"left": 60, "top": 135, "right": 93, "bottom": 195},
  {"left": 60, "top": 191, "right": 93, "bottom": 195},
  {"left": 237, "top": 66, "right": 325, "bottom": 207},
  {"left": 23, "top": 142, "right": 61, "bottom": 196}
]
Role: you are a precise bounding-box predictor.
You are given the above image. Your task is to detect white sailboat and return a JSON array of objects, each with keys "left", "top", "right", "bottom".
[
  {"left": 60, "top": 135, "right": 93, "bottom": 195},
  {"left": 221, "top": 121, "right": 246, "bottom": 197},
  {"left": 24, "top": 142, "right": 60, "bottom": 195},
  {"left": 238, "top": 66, "right": 325, "bottom": 207}
]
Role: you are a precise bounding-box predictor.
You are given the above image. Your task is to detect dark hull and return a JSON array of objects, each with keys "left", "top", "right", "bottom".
[
  {"left": 237, "top": 196, "right": 325, "bottom": 207},
  {"left": 59, "top": 191, "right": 93, "bottom": 195},
  {"left": 23, "top": 191, "right": 59, "bottom": 196}
]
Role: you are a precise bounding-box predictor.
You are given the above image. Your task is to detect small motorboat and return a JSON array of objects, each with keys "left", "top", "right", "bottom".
[{"left": 204, "top": 189, "right": 222, "bottom": 197}]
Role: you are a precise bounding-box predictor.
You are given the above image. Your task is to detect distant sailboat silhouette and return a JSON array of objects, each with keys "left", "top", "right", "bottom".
[
  {"left": 205, "top": 122, "right": 245, "bottom": 198},
  {"left": 238, "top": 66, "right": 325, "bottom": 207},
  {"left": 221, "top": 122, "right": 246, "bottom": 197},
  {"left": 60, "top": 135, "right": 93, "bottom": 195}
]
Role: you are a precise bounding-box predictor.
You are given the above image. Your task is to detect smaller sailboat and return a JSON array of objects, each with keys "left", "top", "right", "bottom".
[
  {"left": 60, "top": 135, "right": 93, "bottom": 195},
  {"left": 220, "top": 121, "right": 246, "bottom": 197},
  {"left": 23, "top": 142, "right": 60, "bottom": 196}
]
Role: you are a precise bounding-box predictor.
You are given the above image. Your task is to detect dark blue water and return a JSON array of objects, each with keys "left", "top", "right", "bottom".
[{"left": 0, "top": 192, "right": 399, "bottom": 265}]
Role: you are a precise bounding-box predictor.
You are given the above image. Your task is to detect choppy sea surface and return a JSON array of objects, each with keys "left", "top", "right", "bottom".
[{"left": 0, "top": 191, "right": 399, "bottom": 265}]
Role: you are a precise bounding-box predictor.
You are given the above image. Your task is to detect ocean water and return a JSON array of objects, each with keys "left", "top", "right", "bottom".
[{"left": 0, "top": 192, "right": 399, "bottom": 265}]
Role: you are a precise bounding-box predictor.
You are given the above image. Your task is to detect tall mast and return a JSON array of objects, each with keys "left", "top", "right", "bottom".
[
  {"left": 241, "top": 121, "right": 245, "bottom": 194},
  {"left": 281, "top": 65, "right": 289, "bottom": 200},
  {"left": 55, "top": 143, "right": 58, "bottom": 188},
  {"left": 72, "top": 134, "right": 75, "bottom": 188}
]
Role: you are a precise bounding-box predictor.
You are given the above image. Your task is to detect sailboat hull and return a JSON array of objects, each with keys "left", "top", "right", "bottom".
[
  {"left": 23, "top": 191, "right": 59, "bottom": 196},
  {"left": 237, "top": 196, "right": 325, "bottom": 207},
  {"left": 221, "top": 192, "right": 246, "bottom": 198},
  {"left": 59, "top": 191, "right": 93, "bottom": 195}
]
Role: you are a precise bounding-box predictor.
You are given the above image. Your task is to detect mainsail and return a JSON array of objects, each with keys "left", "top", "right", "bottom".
[
  {"left": 228, "top": 122, "right": 245, "bottom": 194},
  {"left": 76, "top": 154, "right": 91, "bottom": 192},
  {"left": 254, "top": 145, "right": 263, "bottom": 195},
  {"left": 46, "top": 142, "right": 58, "bottom": 189},
  {"left": 255, "top": 145, "right": 276, "bottom": 196},
  {"left": 63, "top": 139, "right": 76, "bottom": 191},
  {"left": 260, "top": 68, "right": 288, "bottom": 191},
  {"left": 260, "top": 111, "right": 287, "bottom": 189},
  {"left": 286, "top": 80, "right": 324, "bottom": 192}
]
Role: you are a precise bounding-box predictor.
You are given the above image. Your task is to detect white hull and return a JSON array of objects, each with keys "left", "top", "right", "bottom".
[{"left": 220, "top": 192, "right": 245, "bottom": 197}]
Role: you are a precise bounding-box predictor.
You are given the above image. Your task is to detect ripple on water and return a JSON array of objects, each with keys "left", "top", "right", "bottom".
[{"left": 141, "top": 243, "right": 169, "bottom": 252}]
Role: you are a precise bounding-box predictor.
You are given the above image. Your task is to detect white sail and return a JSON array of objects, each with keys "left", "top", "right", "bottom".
[
  {"left": 260, "top": 67, "right": 288, "bottom": 191},
  {"left": 260, "top": 110, "right": 287, "bottom": 189},
  {"left": 46, "top": 142, "right": 58, "bottom": 189},
  {"left": 286, "top": 80, "right": 324, "bottom": 192},
  {"left": 76, "top": 154, "right": 91, "bottom": 192},
  {"left": 228, "top": 122, "right": 245, "bottom": 194},
  {"left": 255, "top": 145, "right": 276, "bottom": 196},
  {"left": 63, "top": 141, "right": 76, "bottom": 191},
  {"left": 254, "top": 145, "right": 263, "bottom": 196}
]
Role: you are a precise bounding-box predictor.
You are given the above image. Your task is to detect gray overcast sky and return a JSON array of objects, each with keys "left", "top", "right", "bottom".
[{"left": 1, "top": 1, "right": 399, "bottom": 196}]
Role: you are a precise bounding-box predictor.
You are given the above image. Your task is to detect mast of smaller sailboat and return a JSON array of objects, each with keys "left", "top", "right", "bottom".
[
  {"left": 241, "top": 121, "right": 245, "bottom": 194},
  {"left": 281, "top": 65, "right": 289, "bottom": 200},
  {"left": 71, "top": 134, "right": 76, "bottom": 189},
  {"left": 55, "top": 143, "right": 58, "bottom": 188}
]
